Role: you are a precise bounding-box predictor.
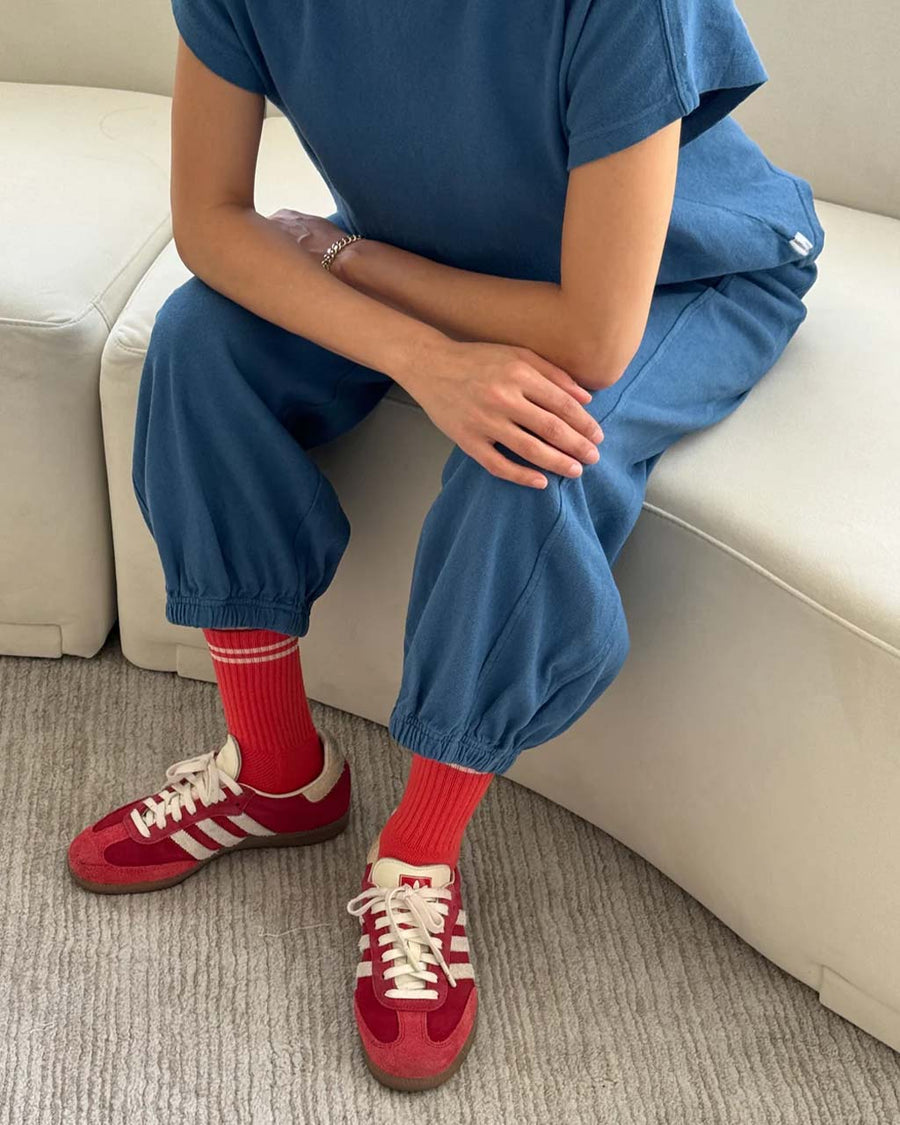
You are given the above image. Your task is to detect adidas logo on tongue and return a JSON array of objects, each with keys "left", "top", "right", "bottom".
[
  {"left": 369, "top": 857, "right": 452, "bottom": 889},
  {"left": 399, "top": 873, "right": 432, "bottom": 889}
]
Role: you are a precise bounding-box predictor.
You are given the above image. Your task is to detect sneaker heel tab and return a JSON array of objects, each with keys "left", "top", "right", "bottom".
[
  {"left": 214, "top": 732, "right": 243, "bottom": 779},
  {"left": 299, "top": 727, "right": 346, "bottom": 802}
]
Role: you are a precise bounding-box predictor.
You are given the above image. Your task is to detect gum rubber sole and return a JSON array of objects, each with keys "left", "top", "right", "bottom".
[
  {"left": 68, "top": 809, "right": 350, "bottom": 895},
  {"left": 362, "top": 1011, "right": 478, "bottom": 1092}
]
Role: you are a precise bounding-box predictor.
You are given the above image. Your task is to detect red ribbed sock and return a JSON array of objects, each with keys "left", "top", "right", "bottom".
[
  {"left": 377, "top": 754, "right": 493, "bottom": 867},
  {"left": 202, "top": 627, "right": 324, "bottom": 793}
]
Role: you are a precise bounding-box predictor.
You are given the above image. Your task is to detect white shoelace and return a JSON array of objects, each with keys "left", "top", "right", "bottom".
[
  {"left": 347, "top": 883, "right": 456, "bottom": 1000},
  {"left": 129, "top": 750, "right": 242, "bottom": 838}
]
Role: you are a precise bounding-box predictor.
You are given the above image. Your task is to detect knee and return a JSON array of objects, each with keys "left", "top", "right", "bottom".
[
  {"left": 149, "top": 276, "right": 218, "bottom": 351},
  {"left": 438, "top": 444, "right": 565, "bottom": 530},
  {"left": 513, "top": 601, "right": 631, "bottom": 755},
  {"left": 144, "top": 277, "right": 248, "bottom": 399},
  {"left": 440, "top": 446, "right": 624, "bottom": 640},
  {"left": 134, "top": 280, "right": 237, "bottom": 477},
  {"left": 433, "top": 443, "right": 630, "bottom": 580}
]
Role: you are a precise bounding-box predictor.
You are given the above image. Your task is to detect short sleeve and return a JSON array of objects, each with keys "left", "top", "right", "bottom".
[
  {"left": 563, "top": 0, "right": 768, "bottom": 170},
  {"left": 172, "top": 0, "right": 270, "bottom": 95}
]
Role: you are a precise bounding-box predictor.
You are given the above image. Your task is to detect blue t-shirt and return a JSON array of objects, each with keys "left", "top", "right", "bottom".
[{"left": 171, "top": 0, "right": 824, "bottom": 286}]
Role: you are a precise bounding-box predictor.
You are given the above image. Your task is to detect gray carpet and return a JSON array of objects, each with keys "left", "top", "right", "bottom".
[{"left": 1, "top": 632, "right": 898, "bottom": 1125}]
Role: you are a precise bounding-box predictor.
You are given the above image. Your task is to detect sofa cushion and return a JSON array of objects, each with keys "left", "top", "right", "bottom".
[
  {"left": 645, "top": 200, "right": 899, "bottom": 653},
  {"left": 0, "top": 83, "right": 173, "bottom": 329},
  {"left": 0, "top": 83, "right": 173, "bottom": 656}
]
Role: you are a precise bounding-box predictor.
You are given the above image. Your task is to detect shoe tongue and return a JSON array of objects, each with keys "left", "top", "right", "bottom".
[
  {"left": 369, "top": 857, "right": 452, "bottom": 890},
  {"left": 213, "top": 734, "right": 242, "bottom": 780}
]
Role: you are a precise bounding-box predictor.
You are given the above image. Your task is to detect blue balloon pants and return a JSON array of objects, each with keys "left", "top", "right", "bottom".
[{"left": 133, "top": 254, "right": 819, "bottom": 773}]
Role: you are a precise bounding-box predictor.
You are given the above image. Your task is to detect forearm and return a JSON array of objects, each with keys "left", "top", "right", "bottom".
[
  {"left": 173, "top": 203, "right": 450, "bottom": 390},
  {"left": 335, "top": 240, "right": 633, "bottom": 388}
]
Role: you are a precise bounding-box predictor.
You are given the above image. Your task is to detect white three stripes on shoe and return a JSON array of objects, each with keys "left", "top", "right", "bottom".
[
  {"left": 352, "top": 894, "right": 474, "bottom": 993},
  {"left": 169, "top": 814, "right": 275, "bottom": 861},
  {"left": 357, "top": 913, "right": 467, "bottom": 954},
  {"left": 171, "top": 829, "right": 217, "bottom": 862},
  {"left": 356, "top": 962, "right": 474, "bottom": 981},
  {"left": 228, "top": 813, "right": 276, "bottom": 837},
  {"left": 196, "top": 818, "right": 245, "bottom": 847}
]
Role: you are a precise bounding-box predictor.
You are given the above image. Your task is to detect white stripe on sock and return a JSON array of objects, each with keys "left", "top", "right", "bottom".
[
  {"left": 208, "top": 642, "right": 299, "bottom": 666},
  {"left": 206, "top": 636, "right": 298, "bottom": 657}
]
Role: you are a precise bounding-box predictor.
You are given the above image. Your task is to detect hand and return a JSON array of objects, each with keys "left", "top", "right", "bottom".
[
  {"left": 405, "top": 340, "right": 603, "bottom": 489},
  {"left": 265, "top": 209, "right": 346, "bottom": 263}
]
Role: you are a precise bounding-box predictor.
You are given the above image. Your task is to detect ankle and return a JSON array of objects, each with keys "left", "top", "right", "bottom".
[
  {"left": 203, "top": 626, "right": 323, "bottom": 793},
  {"left": 377, "top": 755, "right": 493, "bottom": 867}
]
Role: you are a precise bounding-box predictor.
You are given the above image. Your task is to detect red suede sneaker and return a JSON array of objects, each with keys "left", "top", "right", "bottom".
[
  {"left": 346, "top": 838, "right": 478, "bottom": 1091},
  {"left": 68, "top": 728, "right": 350, "bottom": 894}
]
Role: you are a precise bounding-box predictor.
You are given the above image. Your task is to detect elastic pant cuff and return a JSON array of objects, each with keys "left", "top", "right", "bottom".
[
  {"left": 165, "top": 595, "right": 310, "bottom": 637},
  {"left": 388, "top": 711, "right": 519, "bottom": 775}
]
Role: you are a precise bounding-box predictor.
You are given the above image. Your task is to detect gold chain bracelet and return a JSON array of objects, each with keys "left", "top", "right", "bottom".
[{"left": 320, "top": 233, "right": 364, "bottom": 272}]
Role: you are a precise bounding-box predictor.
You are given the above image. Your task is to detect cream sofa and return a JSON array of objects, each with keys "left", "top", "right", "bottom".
[{"left": 3, "top": 0, "right": 900, "bottom": 1052}]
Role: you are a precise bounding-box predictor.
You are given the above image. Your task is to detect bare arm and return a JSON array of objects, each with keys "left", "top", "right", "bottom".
[
  {"left": 169, "top": 36, "right": 604, "bottom": 489},
  {"left": 169, "top": 35, "right": 447, "bottom": 384},
  {"left": 332, "top": 120, "right": 682, "bottom": 390}
]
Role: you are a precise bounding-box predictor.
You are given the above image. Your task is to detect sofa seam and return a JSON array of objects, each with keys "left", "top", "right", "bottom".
[
  {"left": 641, "top": 502, "right": 900, "bottom": 661},
  {"left": 0, "top": 301, "right": 101, "bottom": 331},
  {"left": 90, "top": 214, "right": 173, "bottom": 324},
  {"left": 112, "top": 341, "right": 152, "bottom": 357},
  {"left": 0, "top": 214, "right": 171, "bottom": 331}
]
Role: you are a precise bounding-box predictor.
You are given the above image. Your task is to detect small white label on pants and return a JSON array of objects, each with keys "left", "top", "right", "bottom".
[{"left": 789, "top": 231, "right": 814, "bottom": 255}]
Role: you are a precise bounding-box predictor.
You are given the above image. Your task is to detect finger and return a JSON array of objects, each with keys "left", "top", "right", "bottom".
[
  {"left": 476, "top": 442, "right": 549, "bottom": 490},
  {"left": 510, "top": 398, "right": 601, "bottom": 465},
  {"left": 521, "top": 375, "right": 604, "bottom": 447},
  {"left": 545, "top": 369, "right": 593, "bottom": 406},
  {"left": 500, "top": 424, "right": 588, "bottom": 479},
  {"left": 522, "top": 351, "right": 593, "bottom": 405}
]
